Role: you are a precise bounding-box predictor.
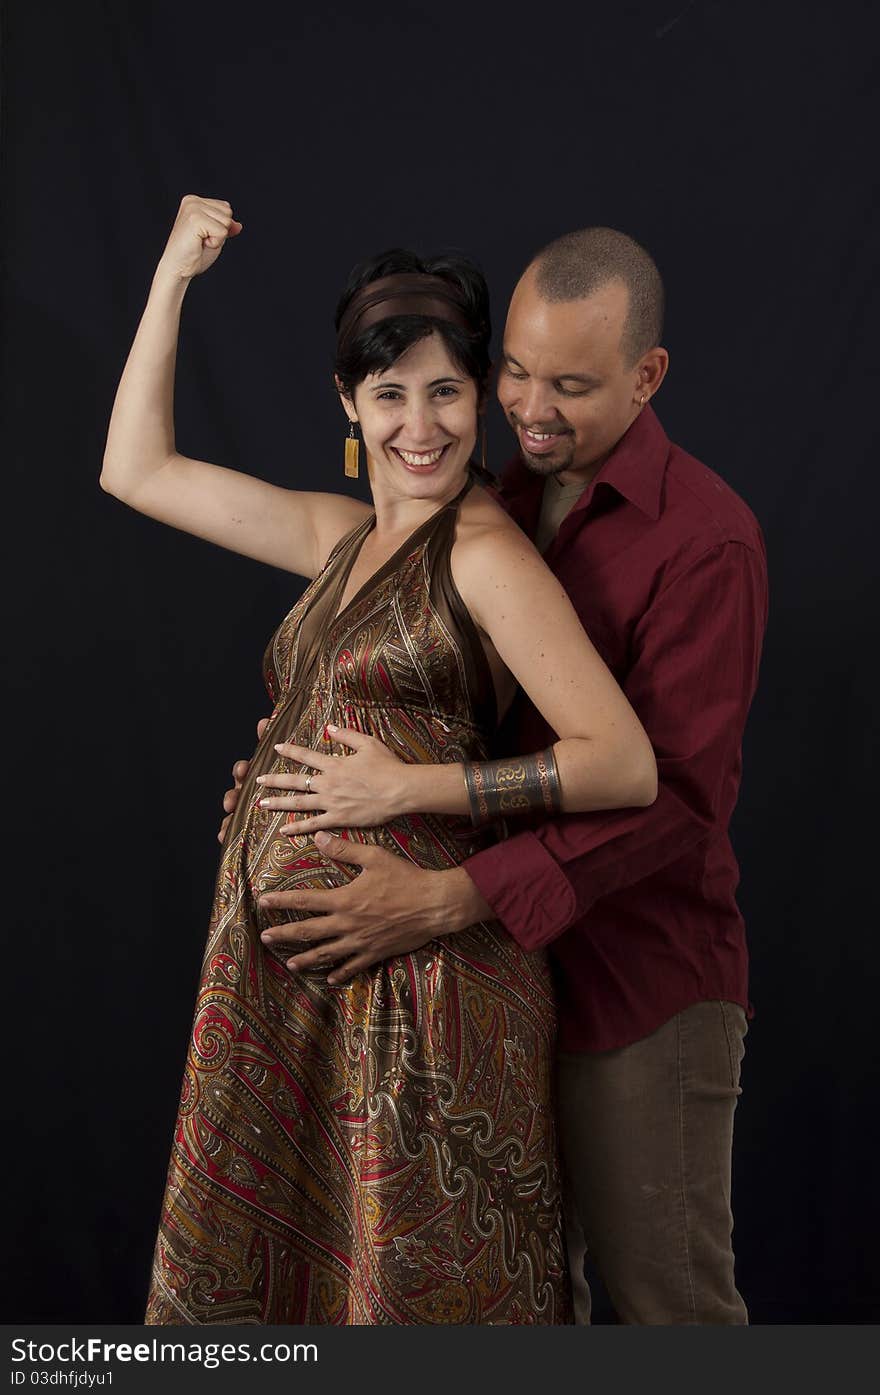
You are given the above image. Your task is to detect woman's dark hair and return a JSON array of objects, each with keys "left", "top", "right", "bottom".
[{"left": 334, "top": 248, "right": 492, "bottom": 405}]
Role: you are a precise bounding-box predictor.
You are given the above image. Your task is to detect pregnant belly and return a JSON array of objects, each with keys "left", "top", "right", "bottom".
[
  {"left": 238, "top": 798, "right": 472, "bottom": 929},
  {"left": 239, "top": 799, "right": 358, "bottom": 910},
  {"left": 226, "top": 713, "right": 483, "bottom": 929}
]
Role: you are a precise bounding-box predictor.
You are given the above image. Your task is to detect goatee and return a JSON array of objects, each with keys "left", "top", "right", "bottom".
[{"left": 519, "top": 447, "right": 576, "bottom": 477}]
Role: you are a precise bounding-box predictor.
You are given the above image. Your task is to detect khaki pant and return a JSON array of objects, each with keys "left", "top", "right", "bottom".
[{"left": 558, "top": 1000, "right": 748, "bottom": 1325}]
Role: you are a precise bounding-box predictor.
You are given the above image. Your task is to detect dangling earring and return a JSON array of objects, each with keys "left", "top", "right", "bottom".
[
  {"left": 480, "top": 418, "right": 488, "bottom": 473},
  {"left": 344, "top": 421, "right": 360, "bottom": 479}
]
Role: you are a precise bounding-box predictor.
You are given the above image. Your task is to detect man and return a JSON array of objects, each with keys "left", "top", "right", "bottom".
[{"left": 224, "top": 228, "right": 768, "bottom": 1324}]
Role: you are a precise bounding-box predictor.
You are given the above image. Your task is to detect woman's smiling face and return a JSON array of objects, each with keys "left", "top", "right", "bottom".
[{"left": 344, "top": 332, "right": 480, "bottom": 503}]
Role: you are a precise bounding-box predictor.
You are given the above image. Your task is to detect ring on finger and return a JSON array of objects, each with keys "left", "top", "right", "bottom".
[{"left": 305, "top": 772, "right": 313, "bottom": 794}]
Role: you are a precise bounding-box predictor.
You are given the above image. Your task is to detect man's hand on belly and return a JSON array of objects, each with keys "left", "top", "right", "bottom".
[
  {"left": 218, "top": 716, "right": 270, "bottom": 843},
  {"left": 258, "top": 832, "right": 492, "bottom": 984}
]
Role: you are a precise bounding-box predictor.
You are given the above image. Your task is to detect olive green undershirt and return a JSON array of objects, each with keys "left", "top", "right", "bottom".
[{"left": 534, "top": 475, "right": 588, "bottom": 554}]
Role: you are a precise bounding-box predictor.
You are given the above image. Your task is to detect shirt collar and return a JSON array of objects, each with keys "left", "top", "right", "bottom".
[{"left": 500, "top": 404, "right": 670, "bottom": 525}]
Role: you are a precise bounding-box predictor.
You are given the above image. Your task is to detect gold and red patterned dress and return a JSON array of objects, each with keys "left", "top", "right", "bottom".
[{"left": 145, "top": 481, "right": 571, "bottom": 1325}]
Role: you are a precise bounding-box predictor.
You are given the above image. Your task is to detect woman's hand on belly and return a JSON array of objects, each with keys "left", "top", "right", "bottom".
[{"left": 256, "top": 726, "right": 415, "bottom": 832}]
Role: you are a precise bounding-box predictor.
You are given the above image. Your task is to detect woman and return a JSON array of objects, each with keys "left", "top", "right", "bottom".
[{"left": 101, "top": 194, "right": 657, "bottom": 1325}]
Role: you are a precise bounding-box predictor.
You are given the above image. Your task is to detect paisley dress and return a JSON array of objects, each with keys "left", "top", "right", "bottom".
[{"left": 145, "top": 481, "right": 571, "bottom": 1325}]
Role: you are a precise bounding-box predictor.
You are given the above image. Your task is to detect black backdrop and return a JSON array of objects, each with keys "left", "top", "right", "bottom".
[{"left": 2, "top": 0, "right": 877, "bottom": 1324}]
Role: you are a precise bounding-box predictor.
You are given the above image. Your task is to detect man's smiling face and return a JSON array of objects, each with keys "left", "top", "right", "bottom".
[{"left": 497, "top": 268, "right": 656, "bottom": 485}]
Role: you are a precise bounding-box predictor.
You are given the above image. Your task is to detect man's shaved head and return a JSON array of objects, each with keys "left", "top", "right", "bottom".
[
  {"left": 530, "top": 227, "right": 664, "bottom": 365},
  {"left": 499, "top": 227, "right": 670, "bottom": 482}
]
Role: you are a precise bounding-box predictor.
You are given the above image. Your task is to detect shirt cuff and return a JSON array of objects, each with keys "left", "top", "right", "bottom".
[{"left": 465, "top": 831, "right": 577, "bottom": 951}]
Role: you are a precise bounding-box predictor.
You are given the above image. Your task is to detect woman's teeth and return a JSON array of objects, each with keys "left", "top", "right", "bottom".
[{"left": 397, "top": 447, "right": 445, "bottom": 465}]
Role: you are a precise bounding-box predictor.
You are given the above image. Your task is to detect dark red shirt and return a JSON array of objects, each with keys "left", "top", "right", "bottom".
[{"left": 466, "top": 407, "right": 768, "bottom": 1052}]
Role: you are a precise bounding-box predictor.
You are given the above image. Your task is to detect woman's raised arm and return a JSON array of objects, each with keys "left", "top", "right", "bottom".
[{"left": 100, "top": 195, "right": 369, "bottom": 578}]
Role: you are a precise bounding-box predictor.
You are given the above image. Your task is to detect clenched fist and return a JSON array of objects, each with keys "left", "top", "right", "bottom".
[{"left": 158, "top": 194, "right": 243, "bottom": 282}]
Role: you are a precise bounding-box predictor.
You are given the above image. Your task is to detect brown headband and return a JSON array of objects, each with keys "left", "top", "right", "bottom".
[{"left": 336, "top": 272, "right": 473, "bottom": 353}]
